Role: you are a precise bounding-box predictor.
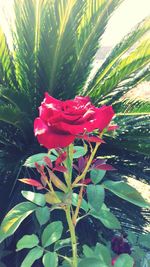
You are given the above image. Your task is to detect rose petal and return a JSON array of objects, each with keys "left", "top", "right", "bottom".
[
  {"left": 34, "top": 118, "right": 48, "bottom": 136},
  {"left": 37, "top": 131, "right": 75, "bottom": 149},
  {"left": 94, "top": 106, "right": 115, "bottom": 130}
]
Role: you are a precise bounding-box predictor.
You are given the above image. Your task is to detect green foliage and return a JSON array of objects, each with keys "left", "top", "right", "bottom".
[
  {"left": 35, "top": 206, "right": 50, "bottom": 226},
  {"left": 80, "top": 243, "right": 112, "bottom": 267},
  {"left": 0, "top": 202, "right": 37, "bottom": 242},
  {"left": 138, "top": 233, "right": 150, "bottom": 249},
  {"left": 94, "top": 243, "right": 112, "bottom": 266},
  {"left": 103, "top": 180, "right": 150, "bottom": 208},
  {"left": 90, "top": 169, "right": 106, "bottom": 184},
  {"left": 21, "top": 191, "right": 46, "bottom": 206},
  {"left": 90, "top": 204, "right": 121, "bottom": 229},
  {"left": 127, "top": 230, "right": 150, "bottom": 266},
  {"left": 113, "top": 254, "right": 134, "bottom": 267},
  {"left": 16, "top": 234, "right": 39, "bottom": 251},
  {"left": 54, "top": 238, "right": 71, "bottom": 251},
  {"left": 41, "top": 221, "right": 63, "bottom": 248},
  {"left": 24, "top": 153, "right": 57, "bottom": 168},
  {"left": 42, "top": 252, "right": 58, "bottom": 267},
  {"left": 20, "top": 247, "right": 44, "bottom": 267},
  {"left": 87, "top": 185, "right": 105, "bottom": 212},
  {"left": 72, "top": 193, "right": 89, "bottom": 212},
  {"left": 73, "top": 146, "right": 87, "bottom": 159},
  {"left": 79, "top": 258, "right": 108, "bottom": 267}
]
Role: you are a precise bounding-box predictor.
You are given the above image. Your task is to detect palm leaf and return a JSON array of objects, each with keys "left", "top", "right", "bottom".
[
  {"left": 0, "top": 27, "right": 16, "bottom": 88},
  {"left": 13, "top": 0, "right": 37, "bottom": 95},
  {"left": 66, "top": 0, "right": 123, "bottom": 96},
  {"left": 113, "top": 114, "right": 150, "bottom": 155},
  {"left": 85, "top": 17, "right": 150, "bottom": 103},
  {"left": 102, "top": 65, "right": 150, "bottom": 106},
  {"left": 37, "top": 0, "right": 85, "bottom": 98}
]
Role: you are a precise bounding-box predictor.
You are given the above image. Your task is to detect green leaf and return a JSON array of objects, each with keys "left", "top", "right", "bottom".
[
  {"left": 21, "top": 247, "right": 44, "bottom": 267},
  {"left": 61, "top": 260, "right": 72, "bottom": 267},
  {"left": 54, "top": 238, "right": 71, "bottom": 251},
  {"left": 82, "top": 245, "right": 95, "bottom": 258},
  {"left": 114, "top": 254, "right": 134, "bottom": 267},
  {"left": 42, "top": 221, "right": 63, "bottom": 248},
  {"left": 79, "top": 257, "right": 108, "bottom": 267},
  {"left": 90, "top": 204, "right": 121, "bottom": 229},
  {"left": 138, "top": 233, "right": 150, "bottom": 249},
  {"left": 73, "top": 146, "right": 87, "bottom": 159},
  {"left": 35, "top": 206, "right": 50, "bottom": 226},
  {"left": 72, "top": 193, "right": 89, "bottom": 212},
  {"left": 16, "top": 234, "right": 39, "bottom": 251},
  {"left": 42, "top": 252, "right": 58, "bottom": 267},
  {"left": 90, "top": 169, "right": 106, "bottom": 184},
  {"left": 127, "top": 231, "right": 138, "bottom": 245},
  {"left": 94, "top": 243, "right": 111, "bottom": 266},
  {"left": 21, "top": 191, "right": 46, "bottom": 207},
  {"left": 0, "top": 202, "right": 37, "bottom": 242},
  {"left": 87, "top": 185, "right": 105, "bottom": 212},
  {"left": 103, "top": 180, "right": 150, "bottom": 208},
  {"left": 24, "top": 153, "right": 56, "bottom": 168}
]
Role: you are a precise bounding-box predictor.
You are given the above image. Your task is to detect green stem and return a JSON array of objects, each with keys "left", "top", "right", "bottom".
[
  {"left": 65, "top": 206, "right": 78, "bottom": 267},
  {"left": 72, "top": 142, "right": 100, "bottom": 187}
]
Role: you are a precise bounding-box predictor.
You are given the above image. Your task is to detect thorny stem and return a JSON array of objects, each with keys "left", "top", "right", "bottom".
[
  {"left": 65, "top": 206, "right": 78, "bottom": 267},
  {"left": 72, "top": 142, "right": 100, "bottom": 187},
  {"left": 72, "top": 132, "right": 104, "bottom": 224}
]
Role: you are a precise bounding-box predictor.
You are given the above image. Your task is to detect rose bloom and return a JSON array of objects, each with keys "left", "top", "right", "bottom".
[{"left": 34, "top": 93, "right": 114, "bottom": 149}]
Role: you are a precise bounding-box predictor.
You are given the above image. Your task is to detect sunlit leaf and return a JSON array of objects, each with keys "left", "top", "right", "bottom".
[
  {"left": 21, "top": 191, "right": 46, "bottom": 206},
  {"left": 24, "top": 153, "right": 56, "bottom": 168},
  {"left": 0, "top": 202, "right": 37, "bottom": 242},
  {"left": 103, "top": 180, "right": 150, "bottom": 208}
]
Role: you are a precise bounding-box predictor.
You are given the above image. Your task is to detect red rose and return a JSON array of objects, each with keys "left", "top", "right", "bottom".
[{"left": 34, "top": 93, "right": 114, "bottom": 149}]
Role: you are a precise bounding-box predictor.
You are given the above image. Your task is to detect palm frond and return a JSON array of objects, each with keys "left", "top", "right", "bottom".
[
  {"left": 12, "top": 0, "right": 37, "bottom": 95},
  {"left": 115, "top": 98, "right": 150, "bottom": 115},
  {"left": 85, "top": 17, "right": 150, "bottom": 103},
  {"left": 0, "top": 27, "right": 16, "bottom": 88},
  {"left": 37, "top": 0, "right": 85, "bottom": 98},
  {"left": 0, "top": 100, "right": 33, "bottom": 141},
  {"left": 66, "top": 0, "right": 123, "bottom": 96},
  {"left": 113, "top": 114, "right": 150, "bottom": 155},
  {"left": 0, "top": 86, "right": 34, "bottom": 119},
  {"left": 103, "top": 65, "right": 150, "bottom": 106}
]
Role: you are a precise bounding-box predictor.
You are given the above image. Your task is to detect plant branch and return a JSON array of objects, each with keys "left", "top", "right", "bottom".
[{"left": 65, "top": 206, "right": 78, "bottom": 267}]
